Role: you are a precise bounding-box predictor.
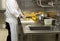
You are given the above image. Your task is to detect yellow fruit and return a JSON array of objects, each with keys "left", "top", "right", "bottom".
[{"left": 32, "top": 16, "right": 37, "bottom": 21}]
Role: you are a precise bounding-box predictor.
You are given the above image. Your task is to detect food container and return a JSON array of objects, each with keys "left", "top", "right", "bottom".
[{"left": 44, "top": 19, "right": 53, "bottom": 26}]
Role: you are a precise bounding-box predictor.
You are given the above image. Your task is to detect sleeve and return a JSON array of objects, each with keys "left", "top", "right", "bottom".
[{"left": 7, "top": 0, "right": 22, "bottom": 18}]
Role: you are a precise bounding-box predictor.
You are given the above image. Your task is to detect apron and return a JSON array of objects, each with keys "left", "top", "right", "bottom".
[
  {"left": 6, "top": 17, "right": 18, "bottom": 41},
  {"left": 4, "top": 11, "right": 19, "bottom": 41},
  {"left": 5, "top": 0, "right": 22, "bottom": 41}
]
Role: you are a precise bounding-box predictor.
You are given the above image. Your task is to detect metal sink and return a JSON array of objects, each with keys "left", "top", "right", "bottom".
[{"left": 29, "top": 25, "right": 53, "bottom": 30}]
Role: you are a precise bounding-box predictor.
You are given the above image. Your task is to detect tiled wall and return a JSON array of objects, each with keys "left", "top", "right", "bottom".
[
  {"left": 17, "top": 0, "right": 44, "bottom": 12},
  {"left": 17, "top": 0, "right": 60, "bottom": 12}
]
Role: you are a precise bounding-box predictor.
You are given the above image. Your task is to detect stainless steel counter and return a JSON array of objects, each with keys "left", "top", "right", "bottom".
[
  {"left": 20, "top": 18, "right": 60, "bottom": 34},
  {"left": 22, "top": 26, "right": 60, "bottom": 34},
  {"left": 19, "top": 18, "right": 60, "bottom": 41}
]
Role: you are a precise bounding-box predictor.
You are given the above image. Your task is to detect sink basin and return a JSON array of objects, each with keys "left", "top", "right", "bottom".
[{"left": 29, "top": 25, "right": 53, "bottom": 30}]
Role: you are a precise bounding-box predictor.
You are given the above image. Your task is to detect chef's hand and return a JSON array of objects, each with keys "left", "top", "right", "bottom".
[
  {"left": 20, "top": 14, "right": 26, "bottom": 19},
  {"left": 22, "top": 15, "right": 26, "bottom": 19}
]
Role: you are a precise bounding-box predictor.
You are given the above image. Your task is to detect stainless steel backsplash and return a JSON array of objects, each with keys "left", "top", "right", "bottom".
[{"left": 17, "top": 0, "right": 60, "bottom": 12}]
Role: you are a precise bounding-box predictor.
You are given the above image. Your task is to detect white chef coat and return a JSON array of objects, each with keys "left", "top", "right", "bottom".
[{"left": 4, "top": 0, "right": 22, "bottom": 41}]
